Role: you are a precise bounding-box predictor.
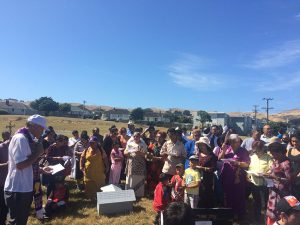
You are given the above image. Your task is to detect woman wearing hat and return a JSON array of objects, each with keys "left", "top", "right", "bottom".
[
  {"left": 80, "top": 136, "right": 109, "bottom": 200},
  {"left": 195, "top": 137, "right": 217, "bottom": 208}
]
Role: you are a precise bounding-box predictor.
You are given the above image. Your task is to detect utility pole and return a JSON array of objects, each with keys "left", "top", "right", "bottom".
[
  {"left": 262, "top": 98, "right": 274, "bottom": 123},
  {"left": 253, "top": 105, "right": 259, "bottom": 127},
  {"left": 83, "top": 100, "right": 86, "bottom": 118}
]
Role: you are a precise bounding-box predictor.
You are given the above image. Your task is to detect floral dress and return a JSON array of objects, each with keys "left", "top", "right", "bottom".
[{"left": 266, "top": 158, "right": 292, "bottom": 222}]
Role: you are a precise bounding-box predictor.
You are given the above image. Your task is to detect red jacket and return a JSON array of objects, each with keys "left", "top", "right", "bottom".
[{"left": 153, "top": 182, "right": 169, "bottom": 213}]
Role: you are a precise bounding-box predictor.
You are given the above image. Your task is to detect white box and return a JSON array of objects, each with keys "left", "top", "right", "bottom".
[{"left": 97, "top": 189, "right": 136, "bottom": 215}]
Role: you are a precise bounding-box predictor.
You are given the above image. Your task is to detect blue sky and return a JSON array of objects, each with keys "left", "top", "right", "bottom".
[{"left": 1, "top": 1, "right": 300, "bottom": 113}]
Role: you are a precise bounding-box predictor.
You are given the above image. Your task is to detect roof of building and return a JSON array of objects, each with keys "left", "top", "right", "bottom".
[
  {"left": 0, "top": 100, "right": 31, "bottom": 110},
  {"left": 104, "top": 108, "right": 130, "bottom": 115}
]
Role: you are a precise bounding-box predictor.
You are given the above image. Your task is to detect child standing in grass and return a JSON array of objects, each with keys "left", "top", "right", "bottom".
[
  {"left": 109, "top": 141, "right": 124, "bottom": 185},
  {"left": 170, "top": 163, "right": 184, "bottom": 202},
  {"left": 153, "top": 173, "right": 170, "bottom": 224},
  {"left": 182, "top": 155, "right": 200, "bottom": 209}
]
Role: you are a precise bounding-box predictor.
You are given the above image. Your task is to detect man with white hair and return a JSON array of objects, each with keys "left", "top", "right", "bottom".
[
  {"left": 4, "top": 115, "right": 51, "bottom": 225},
  {"left": 261, "top": 124, "right": 273, "bottom": 144},
  {"left": 127, "top": 121, "right": 135, "bottom": 137}
]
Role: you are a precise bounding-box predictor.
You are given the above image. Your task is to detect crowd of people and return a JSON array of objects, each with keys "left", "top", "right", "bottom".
[{"left": 0, "top": 115, "right": 300, "bottom": 225}]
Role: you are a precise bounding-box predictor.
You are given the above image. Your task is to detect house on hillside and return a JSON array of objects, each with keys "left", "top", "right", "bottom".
[
  {"left": 0, "top": 99, "right": 37, "bottom": 115},
  {"left": 193, "top": 111, "right": 230, "bottom": 128},
  {"left": 143, "top": 111, "right": 171, "bottom": 123},
  {"left": 68, "top": 105, "right": 92, "bottom": 118},
  {"left": 101, "top": 108, "right": 130, "bottom": 121}
]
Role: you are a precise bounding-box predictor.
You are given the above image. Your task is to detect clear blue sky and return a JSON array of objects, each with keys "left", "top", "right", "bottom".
[{"left": 1, "top": 1, "right": 300, "bottom": 113}]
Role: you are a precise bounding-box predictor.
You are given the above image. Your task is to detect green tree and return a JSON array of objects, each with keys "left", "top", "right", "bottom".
[
  {"left": 30, "top": 97, "right": 59, "bottom": 116},
  {"left": 183, "top": 110, "right": 191, "bottom": 117},
  {"left": 197, "top": 110, "right": 212, "bottom": 128},
  {"left": 59, "top": 103, "right": 71, "bottom": 113},
  {"left": 130, "top": 107, "right": 144, "bottom": 121},
  {"left": 144, "top": 108, "right": 153, "bottom": 113},
  {"left": 268, "top": 121, "right": 288, "bottom": 134}
]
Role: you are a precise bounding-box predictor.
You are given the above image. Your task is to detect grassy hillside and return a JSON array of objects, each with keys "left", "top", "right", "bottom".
[{"left": 0, "top": 115, "right": 153, "bottom": 137}]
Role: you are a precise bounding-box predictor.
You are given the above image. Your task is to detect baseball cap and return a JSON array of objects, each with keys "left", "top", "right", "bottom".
[
  {"left": 175, "top": 163, "right": 184, "bottom": 168},
  {"left": 276, "top": 196, "right": 300, "bottom": 213},
  {"left": 189, "top": 155, "right": 199, "bottom": 161},
  {"left": 159, "top": 173, "right": 169, "bottom": 182},
  {"left": 27, "top": 114, "right": 47, "bottom": 129}
]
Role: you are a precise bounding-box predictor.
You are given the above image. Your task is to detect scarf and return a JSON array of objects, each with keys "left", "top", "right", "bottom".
[{"left": 16, "top": 127, "right": 40, "bottom": 180}]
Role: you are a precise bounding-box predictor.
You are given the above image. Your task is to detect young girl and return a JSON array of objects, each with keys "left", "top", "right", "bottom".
[
  {"left": 109, "top": 141, "right": 124, "bottom": 185},
  {"left": 45, "top": 177, "right": 69, "bottom": 217}
]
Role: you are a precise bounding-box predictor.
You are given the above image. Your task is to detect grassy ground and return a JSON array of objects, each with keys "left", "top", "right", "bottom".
[{"left": 27, "top": 180, "right": 155, "bottom": 225}]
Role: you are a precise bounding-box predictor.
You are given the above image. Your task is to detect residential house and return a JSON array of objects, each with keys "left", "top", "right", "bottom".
[
  {"left": 68, "top": 105, "right": 92, "bottom": 118},
  {"left": 143, "top": 111, "right": 171, "bottom": 123},
  {"left": 193, "top": 111, "right": 230, "bottom": 128},
  {"left": 101, "top": 108, "right": 130, "bottom": 121},
  {"left": 0, "top": 99, "right": 37, "bottom": 115}
]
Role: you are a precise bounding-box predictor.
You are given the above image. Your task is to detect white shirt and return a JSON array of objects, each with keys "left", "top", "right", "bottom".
[
  {"left": 68, "top": 137, "right": 80, "bottom": 147},
  {"left": 241, "top": 137, "right": 255, "bottom": 151},
  {"left": 260, "top": 134, "right": 271, "bottom": 144},
  {"left": 4, "top": 133, "right": 33, "bottom": 192}
]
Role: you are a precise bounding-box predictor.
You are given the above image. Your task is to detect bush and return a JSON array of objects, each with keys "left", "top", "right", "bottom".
[{"left": 0, "top": 109, "right": 9, "bottom": 115}]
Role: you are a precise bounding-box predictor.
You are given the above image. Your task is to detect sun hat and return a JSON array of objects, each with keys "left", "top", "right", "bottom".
[{"left": 195, "top": 137, "right": 211, "bottom": 148}]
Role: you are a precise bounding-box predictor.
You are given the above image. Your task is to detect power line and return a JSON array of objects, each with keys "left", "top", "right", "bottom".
[{"left": 262, "top": 98, "right": 274, "bottom": 123}]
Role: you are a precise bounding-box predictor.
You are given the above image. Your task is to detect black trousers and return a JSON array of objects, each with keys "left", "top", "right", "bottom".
[
  {"left": 249, "top": 183, "right": 268, "bottom": 221},
  {"left": 4, "top": 191, "right": 33, "bottom": 225},
  {"left": 0, "top": 187, "right": 8, "bottom": 225}
]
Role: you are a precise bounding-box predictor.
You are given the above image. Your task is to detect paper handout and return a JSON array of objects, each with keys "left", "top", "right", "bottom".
[
  {"left": 264, "top": 178, "right": 274, "bottom": 187},
  {"left": 48, "top": 164, "right": 65, "bottom": 175}
]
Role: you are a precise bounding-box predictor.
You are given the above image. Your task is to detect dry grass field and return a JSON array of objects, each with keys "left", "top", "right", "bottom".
[{"left": 0, "top": 115, "right": 131, "bottom": 136}]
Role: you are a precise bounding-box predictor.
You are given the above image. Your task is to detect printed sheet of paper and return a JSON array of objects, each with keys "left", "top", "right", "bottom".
[
  {"left": 246, "top": 171, "right": 262, "bottom": 177},
  {"left": 264, "top": 178, "right": 274, "bottom": 187},
  {"left": 195, "top": 221, "right": 212, "bottom": 225},
  {"left": 220, "top": 158, "right": 235, "bottom": 163},
  {"left": 48, "top": 164, "right": 65, "bottom": 175}
]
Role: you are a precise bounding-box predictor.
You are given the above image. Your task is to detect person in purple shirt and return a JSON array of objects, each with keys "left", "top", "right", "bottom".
[
  {"left": 0, "top": 139, "right": 9, "bottom": 225},
  {"left": 219, "top": 134, "right": 250, "bottom": 221}
]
